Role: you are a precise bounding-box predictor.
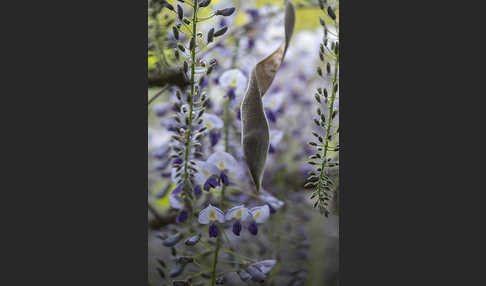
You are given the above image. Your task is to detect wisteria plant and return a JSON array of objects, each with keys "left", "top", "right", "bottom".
[{"left": 148, "top": 1, "right": 339, "bottom": 285}]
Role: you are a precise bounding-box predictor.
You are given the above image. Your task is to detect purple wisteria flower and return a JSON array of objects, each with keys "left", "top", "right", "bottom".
[
  {"left": 176, "top": 209, "right": 188, "bottom": 224},
  {"left": 225, "top": 205, "right": 250, "bottom": 236},
  {"left": 207, "top": 151, "right": 241, "bottom": 184},
  {"left": 198, "top": 204, "right": 225, "bottom": 237},
  {"left": 248, "top": 205, "right": 270, "bottom": 235},
  {"left": 203, "top": 175, "right": 220, "bottom": 191}
]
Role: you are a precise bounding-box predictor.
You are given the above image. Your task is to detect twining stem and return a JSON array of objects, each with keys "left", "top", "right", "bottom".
[
  {"left": 148, "top": 85, "right": 168, "bottom": 105},
  {"left": 316, "top": 49, "right": 339, "bottom": 203}
]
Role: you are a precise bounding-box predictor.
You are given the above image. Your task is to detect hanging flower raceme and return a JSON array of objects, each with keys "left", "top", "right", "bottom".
[
  {"left": 225, "top": 205, "right": 250, "bottom": 236},
  {"left": 198, "top": 204, "right": 225, "bottom": 237},
  {"left": 224, "top": 204, "right": 270, "bottom": 236}
]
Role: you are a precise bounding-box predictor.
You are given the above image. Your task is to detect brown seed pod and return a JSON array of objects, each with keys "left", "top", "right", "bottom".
[{"left": 240, "top": 1, "right": 295, "bottom": 193}]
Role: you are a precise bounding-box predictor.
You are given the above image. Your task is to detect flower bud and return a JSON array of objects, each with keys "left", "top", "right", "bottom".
[
  {"left": 162, "top": 232, "right": 183, "bottom": 247},
  {"left": 175, "top": 256, "right": 194, "bottom": 265},
  {"left": 215, "top": 7, "right": 235, "bottom": 17},
  {"left": 207, "top": 28, "right": 214, "bottom": 43},
  {"left": 177, "top": 4, "right": 183, "bottom": 20},
  {"left": 199, "top": 0, "right": 211, "bottom": 8},
  {"left": 165, "top": 3, "right": 174, "bottom": 11},
  {"left": 327, "top": 6, "right": 336, "bottom": 20},
  {"left": 169, "top": 263, "right": 185, "bottom": 278},
  {"left": 176, "top": 209, "right": 188, "bottom": 224},
  {"left": 172, "top": 26, "right": 179, "bottom": 40},
  {"left": 214, "top": 26, "right": 228, "bottom": 37},
  {"left": 184, "top": 234, "right": 201, "bottom": 246}
]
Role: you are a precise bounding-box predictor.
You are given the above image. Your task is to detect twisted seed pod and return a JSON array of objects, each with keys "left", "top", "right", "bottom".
[{"left": 240, "top": 1, "right": 295, "bottom": 193}]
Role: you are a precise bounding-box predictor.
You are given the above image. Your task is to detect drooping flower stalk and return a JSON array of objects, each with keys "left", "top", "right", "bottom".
[
  {"left": 209, "top": 99, "right": 230, "bottom": 286},
  {"left": 182, "top": 0, "right": 199, "bottom": 185},
  {"left": 306, "top": 1, "right": 339, "bottom": 216},
  {"left": 315, "top": 53, "right": 338, "bottom": 215}
]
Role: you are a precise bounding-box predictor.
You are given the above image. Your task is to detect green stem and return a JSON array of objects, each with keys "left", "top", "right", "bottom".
[
  {"left": 210, "top": 235, "right": 221, "bottom": 286},
  {"left": 217, "top": 259, "right": 247, "bottom": 265},
  {"left": 219, "top": 247, "right": 256, "bottom": 263},
  {"left": 182, "top": 0, "right": 198, "bottom": 184},
  {"left": 209, "top": 88, "right": 232, "bottom": 286}
]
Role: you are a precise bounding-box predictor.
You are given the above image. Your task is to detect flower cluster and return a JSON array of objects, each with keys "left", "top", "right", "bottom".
[{"left": 198, "top": 204, "right": 270, "bottom": 237}]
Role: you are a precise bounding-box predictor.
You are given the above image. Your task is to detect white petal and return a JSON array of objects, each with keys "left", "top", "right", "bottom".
[
  {"left": 213, "top": 206, "right": 225, "bottom": 223},
  {"left": 193, "top": 161, "right": 219, "bottom": 185},
  {"left": 199, "top": 204, "right": 225, "bottom": 224},
  {"left": 269, "top": 130, "right": 284, "bottom": 145},
  {"left": 219, "top": 69, "right": 247, "bottom": 94},
  {"left": 225, "top": 205, "right": 249, "bottom": 221},
  {"left": 202, "top": 113, "right": 224, "bottom": 130},
  {"left": 207, "top": 151, "right": 238, "bottom": 173},
  {"left": 250, "top": 205, "right": 270, "bottom": 224},
  {"left": 263, "top": 91, "right": 285, "bottom": 111},
  {"left": 168, "top": 192, "right": 184, "bottom": 210},
  {"left": 198, "top": 205, "right": 212, "bottom": 224}
]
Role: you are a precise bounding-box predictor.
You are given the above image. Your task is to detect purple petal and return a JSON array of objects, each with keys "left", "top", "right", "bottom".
[
  {"left": 248, "top": 220, "right": 258, "bottom": 235},
  {"left": 232, "top": 219, "right": 242, "bottom": 236},
  {"left": 176, "top": 210, "right": 188, "bottom": 224},
  {"left": 209, "top": 221, "right": 219, "bottom": 237}
]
